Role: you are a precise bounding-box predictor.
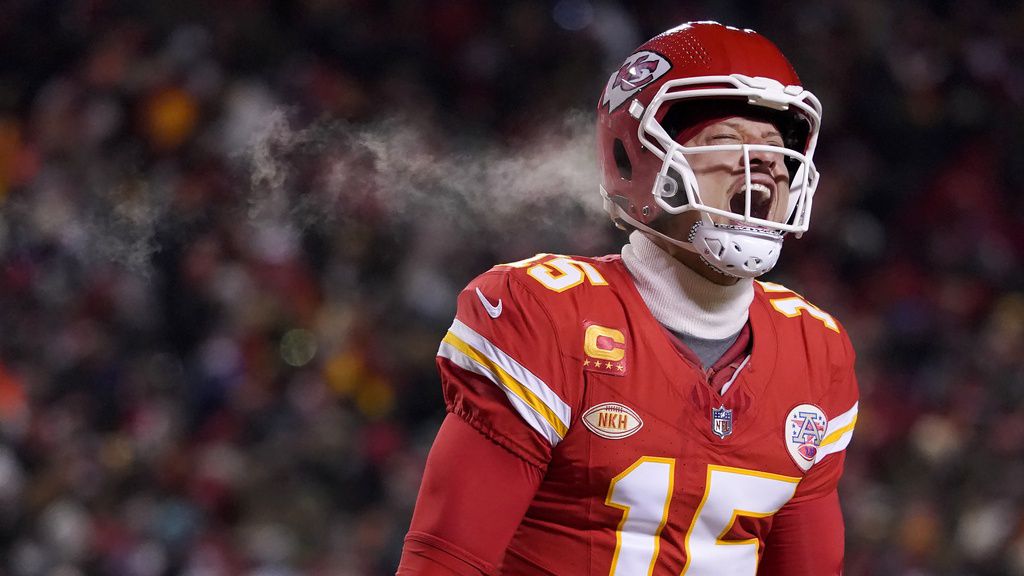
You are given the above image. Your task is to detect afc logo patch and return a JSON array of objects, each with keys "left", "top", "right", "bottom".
[
  {"left": 601, "top": 50, "right": 672, "bottom": 112},
  {"left": 785, "top": 404, "right": 828, "bottom": 472}
]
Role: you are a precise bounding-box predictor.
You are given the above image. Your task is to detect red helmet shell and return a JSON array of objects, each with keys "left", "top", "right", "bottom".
[{"left": 597, "top": 22, "right": 806, "bottom": 226}]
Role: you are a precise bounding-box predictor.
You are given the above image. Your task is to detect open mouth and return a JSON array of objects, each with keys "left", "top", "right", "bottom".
[{"left": 730, "top": 182, "right": 774, "bottom": 221}]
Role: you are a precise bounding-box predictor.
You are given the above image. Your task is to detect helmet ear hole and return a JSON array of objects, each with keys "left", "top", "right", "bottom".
[{"left": 613, "top": 139, "right": 632, "bottom": 181}]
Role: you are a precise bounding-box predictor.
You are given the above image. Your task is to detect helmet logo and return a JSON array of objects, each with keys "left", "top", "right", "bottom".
[
  {"left": 613, "top": 54, "right": 659, "bottom": 91},
  {"left": 602, "top": 51, "right": 671, "bottom": 112}
]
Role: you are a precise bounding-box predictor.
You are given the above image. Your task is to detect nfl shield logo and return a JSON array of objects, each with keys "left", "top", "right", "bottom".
[{"left": 711, "top": 405, "right": 733, "bottom": 439}]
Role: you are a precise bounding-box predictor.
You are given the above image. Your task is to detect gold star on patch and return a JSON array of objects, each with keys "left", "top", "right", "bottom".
[
  {"left": 583, "top": 359, "right": 591, "bottom": 367},
  {"left": 605, "top": 361, "right": 613, "bottom": 369},
  {"left": 616, "top": 363, "right": 625, "bottom": 372}
]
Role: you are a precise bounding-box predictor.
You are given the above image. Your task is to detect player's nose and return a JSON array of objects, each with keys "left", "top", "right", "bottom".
[{"left": 746, "top": 145, "right": 781, "bottom": 169}]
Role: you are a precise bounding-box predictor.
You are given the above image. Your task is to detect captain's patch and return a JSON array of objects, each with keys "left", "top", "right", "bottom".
[{"left": 583, "top": 323, "right": 627, "bottom": 376}]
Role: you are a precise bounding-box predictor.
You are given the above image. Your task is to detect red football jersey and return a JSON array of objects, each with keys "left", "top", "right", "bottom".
[{"left": 436, "top": 253, "right": 858, "bottom": 575}]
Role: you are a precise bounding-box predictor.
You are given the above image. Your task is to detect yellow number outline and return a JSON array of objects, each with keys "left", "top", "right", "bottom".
[{"left": 606, "top": 457, "right": 676, "bottom": 576}]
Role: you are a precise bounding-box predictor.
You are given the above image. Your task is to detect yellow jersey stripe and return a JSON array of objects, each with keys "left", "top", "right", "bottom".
[
  {"left": 439, "top": 331, "right": 569, "bottom": 442},
  {"left": 447, "top": 319, "right": 571, "bottom": 425},
  {"left": 820, "top": 413, "right": 857, "bottom": 447},
  {"left": 813, "top": 402, "right": 858, "bottom": 464},
  {"left": 814, "top": 427, "right": 854, "bottom": 464}
]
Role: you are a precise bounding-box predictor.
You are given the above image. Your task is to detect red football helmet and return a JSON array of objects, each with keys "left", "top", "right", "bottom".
[{"left": 596, "top": 21, "right": 822, "bottom": 278}]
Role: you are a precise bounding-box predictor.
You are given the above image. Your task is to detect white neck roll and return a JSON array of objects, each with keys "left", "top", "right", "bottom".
[{"left": 621, "top": 230, "right": 753, "bottom": 340}]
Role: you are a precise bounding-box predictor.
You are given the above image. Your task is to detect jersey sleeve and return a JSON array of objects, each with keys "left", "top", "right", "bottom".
[
  {"left": 759, "top": 489, "right": 844, "bottom": 575},
  {"left": 792, "top": 325, "right": 859, "bottom": 502},
  {"left": 437, "top": 269, "right": 578, "bottom": 468},
  {"left": 398, "top": 415, "right": 545, "bottom": 575},
  {"left": 760, "top": 326, "right": 857, "bottom": 574}
]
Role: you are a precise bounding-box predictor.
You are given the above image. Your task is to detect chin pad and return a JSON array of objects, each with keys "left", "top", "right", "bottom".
[{"left": 691, "top": 223, "right": 784, "bottom": 278}]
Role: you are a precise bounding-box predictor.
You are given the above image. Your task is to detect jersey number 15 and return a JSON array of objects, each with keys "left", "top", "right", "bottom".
[{"left": 607, "top": 458, "right": 799, "bottom": 575}]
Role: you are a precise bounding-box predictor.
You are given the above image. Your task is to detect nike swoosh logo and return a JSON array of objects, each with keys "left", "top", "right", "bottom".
[{"left": 475, "top": 287, "right": 503, "bottom": 319}]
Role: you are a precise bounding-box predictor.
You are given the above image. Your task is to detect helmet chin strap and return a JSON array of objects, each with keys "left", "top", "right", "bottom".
[{"left": 601, "top": 186, "right": 784, "bottom": 279}]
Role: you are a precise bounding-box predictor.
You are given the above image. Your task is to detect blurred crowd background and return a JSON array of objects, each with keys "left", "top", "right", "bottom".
[{"left": 0, "top": 0, "right": 1022, "bottom": 574}]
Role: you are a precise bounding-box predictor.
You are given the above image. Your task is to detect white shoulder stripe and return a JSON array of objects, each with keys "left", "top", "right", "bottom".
[
  {"left": 827, "top": 401, "right": 858, "bottom": 435},
  {"left": 815, "top": 428, "right": 854, "bottom": 463},
  {"left": 438, "top": 342, "right": 564, "bottom": 445},
  {"left": 437, "top": 319, "right": 571, "bottom": 445},
  {"left": 815, "top": 401, "right": 858, "bottom": 464}
]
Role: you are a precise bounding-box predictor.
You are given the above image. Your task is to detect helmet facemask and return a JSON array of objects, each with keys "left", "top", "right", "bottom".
[{"left": 628, "top": 74, "right": 822, "bottom": 278}]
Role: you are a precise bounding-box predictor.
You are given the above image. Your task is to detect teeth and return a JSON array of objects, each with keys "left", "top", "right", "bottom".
[{"left": 743, "top": 183, "right": 772, "bottom": 201}]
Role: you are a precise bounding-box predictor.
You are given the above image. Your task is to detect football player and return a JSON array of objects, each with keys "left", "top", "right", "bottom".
[{"left": 398, "top": 21, "right": 858, "bottom": 575}]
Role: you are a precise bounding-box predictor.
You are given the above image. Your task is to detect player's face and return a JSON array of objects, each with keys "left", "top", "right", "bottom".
[
  {"left": 683, "top": 115, "right": 791, "bottom": 226},
  {"left": 655, "top": 116, "right": 792, "bottom": 284}
]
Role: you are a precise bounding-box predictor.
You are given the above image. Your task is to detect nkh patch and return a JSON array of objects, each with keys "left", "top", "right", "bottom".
[
  {"left": 583, "top": 323, "right": 627, "bottom": 376},
  {"left": 601, "top": 51, "right": 672, "bottom": 112},
  {"left": 582, "top": 402, "right": 643, "bottom": 440},
  {"left": 785, "top": 404, "right": 828, "bottom": 472},
  {"left": 711, "top": 405, "right": 733, "bottom": 439}
]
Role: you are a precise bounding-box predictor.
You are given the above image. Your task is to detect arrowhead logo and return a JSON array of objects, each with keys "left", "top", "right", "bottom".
[
  {"left": 601, "top": 50, "right": 672, "bottom": 112},
  {"left": 475, "top": 287, "right": 502, "bottom": 319}
]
